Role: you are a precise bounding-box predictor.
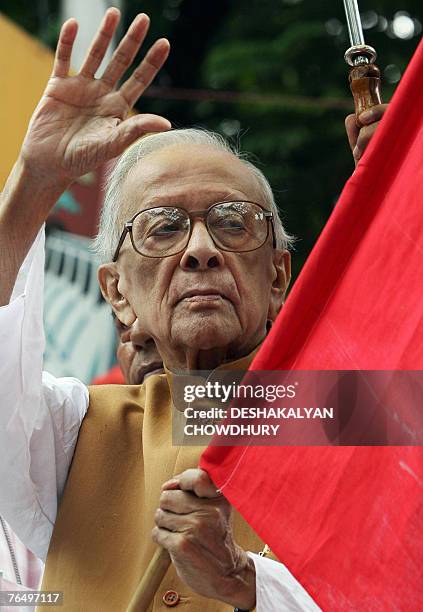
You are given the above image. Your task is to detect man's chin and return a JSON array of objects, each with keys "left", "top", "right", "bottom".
[{"left": 171, "top": 315, "right": 239, "bottom": 352}]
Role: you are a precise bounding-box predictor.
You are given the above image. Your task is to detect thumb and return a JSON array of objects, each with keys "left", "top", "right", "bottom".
[
  {"left": 110, "top": 113, "right": 171, "bottom": 158},
  {"left": 163, "top": 469, "right": 222, "bottom": 499},
  {"left": 345, "top": 113, "right": 359, "bottom": 152}
]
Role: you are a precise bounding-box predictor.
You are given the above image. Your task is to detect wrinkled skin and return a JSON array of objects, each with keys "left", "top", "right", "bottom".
[
  {"left": 345, "top": 104, "right": 389, "bottom": 164},
  {"left": 115, "top": 318, "right": 163, "bottom": 384},
  {"left": 99, "top": 143, "right": 291, "bottom": 372},
  {"left": 152, "top": 468, "right": 257, "bottom": 610}
]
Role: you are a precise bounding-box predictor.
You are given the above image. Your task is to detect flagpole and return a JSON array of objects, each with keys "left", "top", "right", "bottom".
[
  {"left": 126, "top": 547, "right": 171, "bottom": 612},
  {"left": 342, "top": 0, "right": 382, "bottom": 124}
]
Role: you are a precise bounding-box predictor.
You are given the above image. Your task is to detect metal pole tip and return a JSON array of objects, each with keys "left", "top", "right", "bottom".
[{"left": 344, "top": 45, "right": 377, "bottom": 66}]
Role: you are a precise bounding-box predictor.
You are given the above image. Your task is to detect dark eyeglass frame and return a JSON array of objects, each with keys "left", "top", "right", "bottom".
[{"left": 112, "top": 200, "right": 276, "bottom": 262}]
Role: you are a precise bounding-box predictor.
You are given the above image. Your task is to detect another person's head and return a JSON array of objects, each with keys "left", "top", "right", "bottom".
[
  {"left": 114, "top": 315, "right": 164, "bottom": 384},
  {"left": 97, "top": 129, "right": 292, "bottom": 370}
]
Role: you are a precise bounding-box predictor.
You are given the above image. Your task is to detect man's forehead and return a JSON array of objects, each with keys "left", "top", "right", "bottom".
[{"left": 121, "top": 143, "right": 263, "bottom": 208}]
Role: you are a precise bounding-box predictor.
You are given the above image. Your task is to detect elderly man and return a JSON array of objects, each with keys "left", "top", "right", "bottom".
[{"left": 0, "top": 8, "right": 384, "bottom": 612}]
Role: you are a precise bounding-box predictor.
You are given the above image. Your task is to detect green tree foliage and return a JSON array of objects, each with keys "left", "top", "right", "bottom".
[
  {"left": 1, "top": 0, "right": 61, "bottom": 46},
  {"left": 130, "top": 0, "right": 423, "bottom": 276},
  {"left": 3, "top": 0, "right": 422, "bottom": 276}
]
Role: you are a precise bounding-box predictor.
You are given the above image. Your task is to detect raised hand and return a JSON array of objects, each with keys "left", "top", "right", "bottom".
[
  {"left": 0, "top": 8, "right": 171, "bottom": 306},
  {"left": 21, "top": 8, "right": 171, "bottom": 186},
  {"left": 345, "top": 103, "right": 389, "bottom": 165}
]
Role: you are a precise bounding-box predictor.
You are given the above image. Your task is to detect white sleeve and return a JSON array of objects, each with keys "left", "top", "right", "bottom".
[
  {"left": 0, "top": 227, "right": 89, "bottom": 561},
  {"left": 249, "top": 553, "right": 321, "bottom": 611}
]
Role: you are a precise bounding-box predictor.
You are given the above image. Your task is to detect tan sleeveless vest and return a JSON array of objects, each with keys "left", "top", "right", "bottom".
[{"left": 41, "top": 361, "right": 275, "bottom": 611}]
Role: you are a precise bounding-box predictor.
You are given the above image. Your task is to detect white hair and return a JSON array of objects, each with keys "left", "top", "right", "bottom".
[{"left": 93, "top": 128, "right": 294, "bottom": 263}]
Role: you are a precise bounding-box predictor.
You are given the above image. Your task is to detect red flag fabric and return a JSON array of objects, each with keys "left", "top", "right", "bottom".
[{"left": 201, "top": 40, "right": 423, "bottom": 610}]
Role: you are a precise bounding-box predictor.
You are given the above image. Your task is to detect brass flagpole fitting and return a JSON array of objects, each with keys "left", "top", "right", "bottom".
[{"left": 343, "top": 1, "right": 382, "bottom": 125}]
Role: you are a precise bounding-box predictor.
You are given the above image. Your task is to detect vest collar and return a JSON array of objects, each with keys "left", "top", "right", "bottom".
[{"left": 165, "top": 344, "right": 262, "bottom": 412}]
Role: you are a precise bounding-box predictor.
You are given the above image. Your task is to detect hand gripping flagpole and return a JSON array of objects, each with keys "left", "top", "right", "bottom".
[{"left": 343, "top": 0, "right": 382, "bottom": 124}]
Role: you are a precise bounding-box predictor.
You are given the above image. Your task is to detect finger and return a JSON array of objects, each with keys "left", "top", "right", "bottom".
[
  {"left": 79, "top": 8, "right": 120, "bottom": 78},
  {"left": 155, "top": 508, "right": 196, "bottom": 532},
  {"left": 108, "top": 113, "right": 171, "bottom": 159},
  {"left": 119, "top": 38, "right": 170, "bottom": 108},
  {"left": 52, "top": 19, "right": 78, "bottom": 78},
  {"left": 358, "top": 103, "right": 389, "bottom": 126},
  {"left": 162, "top": 472, "right": 185, "bottom": 490},
  {"left": 152, "top": 527, "right": 182, "bottom": 556},
  {"left": 155, "top": 507, "right": 227, "bottom": 539},
  {"left": 161, "top": 479, "right": 181, "bottom": 491},
  {"left": 353, "top": 122, "right": 379, "bottom": 162},
  {"left": 154, "top": 509, "right": 230, "bottom": 564},
  {"left": 152, "top": 525, "right": 231, "bottom": 569},
  {"left": 345, "top": 114, "right": 359, "bottom": 152},
  {"left": 152, "top": 526, "right": 209, "bottom": 559},
  {"left": 165, "top": 469, "right": 220, "bottom": 499},
  {"left": 178, "top": 469, "right": 220, "bottom": 498},
  {"left": 101, "top": 13, "right": 150, "bottom": 88},
  {"left": 159, "top": 489, "right": 201, "bottom": 514},
  {"left": 152, "top": 526, "right": 188, "bottom": 556}
]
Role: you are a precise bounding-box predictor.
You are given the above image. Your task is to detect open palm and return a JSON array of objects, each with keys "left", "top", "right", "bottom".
[{"left": 21, "top": 9, "right": 170, "bottom": 183}]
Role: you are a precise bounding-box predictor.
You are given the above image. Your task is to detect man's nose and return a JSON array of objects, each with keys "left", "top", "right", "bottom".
[
  {"left": 180, "top": 220, "right": 224, "bottom": 270},
  {"left": 130, "top": 320, "right": 153, "bottom": 349}
]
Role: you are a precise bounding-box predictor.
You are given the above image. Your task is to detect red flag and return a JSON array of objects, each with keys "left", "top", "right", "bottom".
[{"left": 201, "top": 40, "right": 423, "bottom": 609}]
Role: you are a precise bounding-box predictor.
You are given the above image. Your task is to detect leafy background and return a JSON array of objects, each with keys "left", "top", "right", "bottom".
[{"left": 2, "top": 0, "right": 421, "bottom": 278}]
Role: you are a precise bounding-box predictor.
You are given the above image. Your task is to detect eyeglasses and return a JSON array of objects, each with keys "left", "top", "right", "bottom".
[{"left": 113, "top": 201, "right": 275, "bottom": 261}]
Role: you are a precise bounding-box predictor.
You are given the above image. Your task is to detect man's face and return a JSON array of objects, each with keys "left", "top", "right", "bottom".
[
  {"left": 104, "top": 143, "right": 289, "bottom": 366},
  {"left": 115, "top": 319, "right": 163, "bottom": 385}
]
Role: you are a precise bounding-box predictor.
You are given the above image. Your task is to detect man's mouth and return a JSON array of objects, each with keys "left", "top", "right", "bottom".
[
  {"left": 177, "top": 289, "right": 230, "bottom": 304},
  {"left": 139, "top": 362, "right": 164, "bottom": 382},
  {"left": 143, "top": 365, "right": 165, "bottom": 380},
  {"left": 183, "top": 294, "right": 223, "bottom": 302}
]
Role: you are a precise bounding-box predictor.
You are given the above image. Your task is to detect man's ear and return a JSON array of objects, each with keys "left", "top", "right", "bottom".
[
  {"left": 268, "top": 249, "right": 291, "bottom": 323},
  {"left": 98, "top": 263, "right": 136, "bottom": 327}
]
